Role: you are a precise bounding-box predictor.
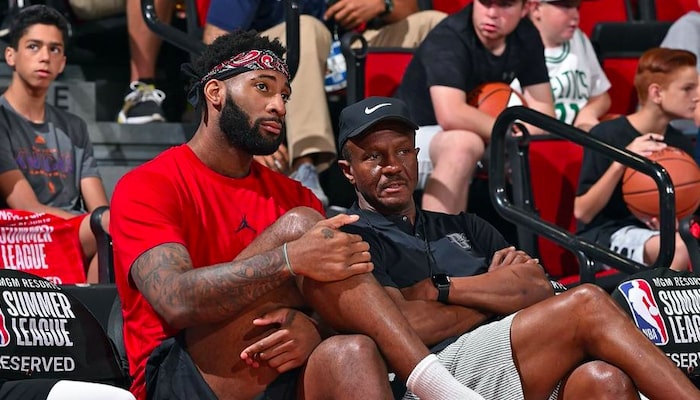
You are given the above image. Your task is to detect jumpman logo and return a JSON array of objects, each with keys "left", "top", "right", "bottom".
[{"left": 235, "top": 216, "right": 257, "bottom": 234}]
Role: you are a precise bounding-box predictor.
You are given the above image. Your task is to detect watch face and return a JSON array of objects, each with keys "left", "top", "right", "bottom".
[{"left": 432, "top": 274, "right": 450, "bottom": 286}]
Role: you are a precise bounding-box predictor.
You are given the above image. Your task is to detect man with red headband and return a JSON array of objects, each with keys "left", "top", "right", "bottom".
[{"left": 111, "top": 30, "right": 485, "bottom": 400}]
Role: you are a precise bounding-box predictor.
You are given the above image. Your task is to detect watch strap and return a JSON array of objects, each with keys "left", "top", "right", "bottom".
[
  {"left": 437, "top": 284, "right": 449, "bottom": 303},
  {"left": 379, "top": 0, "right": 394, "bottom": 18}
]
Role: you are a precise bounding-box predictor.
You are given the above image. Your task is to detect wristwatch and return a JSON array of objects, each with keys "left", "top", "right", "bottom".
[
  {"left": 379, "top": 0, "right": 394, "bottom": 19},
  {"left": 431, "top": 273, "right": 451, "bottom": 304}
]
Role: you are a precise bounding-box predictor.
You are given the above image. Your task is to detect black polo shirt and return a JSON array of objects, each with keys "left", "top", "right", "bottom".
[
  {"left": 395, "top": 3, "right": 549, "bottom": 126},
  {"left": 343, "top": 204, "right": 510, "bottom": 289}
]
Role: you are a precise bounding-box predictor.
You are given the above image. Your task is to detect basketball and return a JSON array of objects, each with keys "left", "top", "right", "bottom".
[
  {"left": 467, "top": 82, "right": 527, "bottom": 118},
  {"left": 622, "top": 147, "right": 700, "bottom": 221}
]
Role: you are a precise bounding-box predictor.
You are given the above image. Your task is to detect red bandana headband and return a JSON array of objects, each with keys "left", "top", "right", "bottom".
[
  {"left": 200, "top": 49, "right": 290, "bottom": 84},
  {"left": 184, "top": 49, "right": 289, "bottom": 107}
]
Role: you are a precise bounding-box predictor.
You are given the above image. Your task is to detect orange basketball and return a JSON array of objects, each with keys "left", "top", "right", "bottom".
[
  {"left": 622, "top": 147, "right": 700, "bottom": 221},
  {"left": 467, "top": 82, "right": 527, "bottom": 118}
]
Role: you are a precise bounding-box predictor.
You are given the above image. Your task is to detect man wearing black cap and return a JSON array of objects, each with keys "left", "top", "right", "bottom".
[
  {"left": 111, "top": 31, "right": 485, "bottom": 400},
  {"left": 337, "top": 96, "right": 700, "bottom": 399}
]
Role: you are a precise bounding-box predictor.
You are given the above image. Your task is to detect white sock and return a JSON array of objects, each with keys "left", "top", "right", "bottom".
[{"left": 406, "top": 354, "right": 485, "bottom": 400}]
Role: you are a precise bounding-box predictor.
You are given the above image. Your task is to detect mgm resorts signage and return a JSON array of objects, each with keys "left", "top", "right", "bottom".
[{"left": 0, "top": 269, "right": 123, "bottom": 381}]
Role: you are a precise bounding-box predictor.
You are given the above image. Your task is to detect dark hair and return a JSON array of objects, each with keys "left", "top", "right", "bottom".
[
  {"left": 187, "top": 30, "right": 286, "bottom": 112},
  {"left": 634, "top": 47, "right": 697, "bottom": 104},
  {"left": 6, "top": 5, "right": 70, "bottom": 49},
  {"left": 192, "top": 30, "right": 286, "bottom": 85}
]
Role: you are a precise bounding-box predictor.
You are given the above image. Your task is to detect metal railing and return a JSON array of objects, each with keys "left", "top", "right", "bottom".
[{"left": 489, "top": 107, "right": 676, "bottom": 283}]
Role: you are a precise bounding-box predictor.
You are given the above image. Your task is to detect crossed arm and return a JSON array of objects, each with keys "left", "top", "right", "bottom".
[{"left": 383, "top": 247, "right": 554, "bottom": 346}]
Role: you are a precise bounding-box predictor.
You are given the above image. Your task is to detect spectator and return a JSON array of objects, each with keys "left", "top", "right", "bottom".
[
  {"left": 521, "top": 0, "right": 611, "bottom": 131},
  {"left": 396, "top": 0, "right": 555, "bottom": 215},
  {"left": 0, "top": 4, "right": 110, "bottom": 283},
  {"left": 117, "top": 0, "right": 171, "bottom": 124},
  {"left": 336, "top": 95, "right": 700, "bottom": 399},
  {"left": 111, "top": 30, "right": 485, "bottom": 400},
  {"left": 660, "top": 0, "right": 700, "bottom": 164},
  {"left": 202, "top": 0, "right": 446, "bottom": 206},
  {"left": 575, "top": 48, "right": 698, "bottom": 272}
]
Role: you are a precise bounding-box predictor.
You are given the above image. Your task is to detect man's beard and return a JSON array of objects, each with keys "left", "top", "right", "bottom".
[{"left": 219, "top": 95, "right": 284, "bottom": 155}]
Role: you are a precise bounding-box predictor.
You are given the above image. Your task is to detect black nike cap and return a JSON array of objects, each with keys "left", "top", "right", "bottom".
[{"left": 337, "top": 96, "right": 419, "bottom": 152}]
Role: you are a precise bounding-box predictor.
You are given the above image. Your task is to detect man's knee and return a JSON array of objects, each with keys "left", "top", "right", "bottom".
[
  {"left": 312, "top": 335, "right": 383, "bottom": 366},
  {"left": 563, "top": 361, "right": 637, "bottom": 399},
  {"left": 278, "top": 206, "right": 324, "bottom": 237},
  {"left": 562, "top": 284, "right": 622, "bottom": 320},
  {"left": 408, "top": 10, "right": 448, "bottom": 27},
  {"left": 432, "top": 130, "right": 485, "bottom": 166},
  {"left": 566, "top": 284, "right": 609, "bottom": 303}
]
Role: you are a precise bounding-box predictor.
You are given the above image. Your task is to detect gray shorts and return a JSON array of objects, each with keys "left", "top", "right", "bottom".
[
  {"left": 609, "top": 225, "right": 659, "bottom": 264},
  {"left": 403, "top": 314, "right": 558, "bottom": 400}
]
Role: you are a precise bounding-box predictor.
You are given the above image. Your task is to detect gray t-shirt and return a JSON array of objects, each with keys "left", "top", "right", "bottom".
[
  {"left": 661, "top": 11, "right": 700, "bottom": 73},
  {"left": 0, "top": 96, "right": 100, "bottom": 212}
]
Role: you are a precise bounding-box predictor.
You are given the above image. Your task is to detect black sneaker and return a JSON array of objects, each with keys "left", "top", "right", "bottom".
[{"left": 117, "top": 81, "right": 166, "bottom": 124}]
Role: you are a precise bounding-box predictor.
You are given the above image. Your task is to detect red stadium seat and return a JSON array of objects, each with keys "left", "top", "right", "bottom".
[
  {"left": 341, "top": 31, "right": 414, "bottom": 103},
  {"left": 591, "top": 21, "right": 671, "bottom": 116},
  {"left": 528, "top": 139, "right": 583, "bottom": 279},
  {"left": 431, "top": 0, "right": 472, "bottom": 14},
  {"left": 363, "top": 49, "right": 414, "bottom": 98},
  {"left": 579, "top": 0, "right": 632, "bottom": 37},
  {"left": 602, "top": 57, "right": 639, "bottom": 115},
  {"left": 195, "top": 0, "right": 210, "bottom": 26},
  {"left": 653, "top": 0, "right": 700, "bottom": 21}
]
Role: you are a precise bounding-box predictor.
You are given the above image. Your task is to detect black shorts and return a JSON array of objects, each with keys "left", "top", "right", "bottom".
[
  {"left": 146, "top": 336, "right": 300, "bottom": 400},
  {"left": 0, "top": 378, "right": 58, "bottom": 400}
]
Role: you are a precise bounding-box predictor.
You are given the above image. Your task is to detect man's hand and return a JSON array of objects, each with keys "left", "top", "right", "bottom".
[
  {"left": 287, "top": 214, "right": 373, "bottom": 281},
  {"left": 240, "top": 308, "right": 322, "bottom": 372},
  {"left": 488, "top": 246, "right": 539, "bottom": 272},
  {"left": 324, "top": 0, "right": 385, "bottom": 30},
  {"left": 254, "top": 143, "right": 290, "bottom": 174}
]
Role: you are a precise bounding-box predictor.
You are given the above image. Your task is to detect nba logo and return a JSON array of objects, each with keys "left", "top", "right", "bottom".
[
  {"left": 0, "top": 309, "right": 10, "bottom": 347},
  {"left": 618, "top": 279, "right": 669, "bottom": 345}
]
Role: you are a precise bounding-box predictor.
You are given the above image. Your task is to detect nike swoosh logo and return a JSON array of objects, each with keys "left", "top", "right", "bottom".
[{"left": 364, "top": 103, "right": 392, "bottom": 114}]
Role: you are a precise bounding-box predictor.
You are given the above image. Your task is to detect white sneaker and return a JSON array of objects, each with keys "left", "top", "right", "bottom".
[{"left": 117, "top": 81, "right": 166, "bottom": 124}]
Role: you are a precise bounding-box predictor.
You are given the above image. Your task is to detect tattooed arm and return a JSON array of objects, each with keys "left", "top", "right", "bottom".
[{"left": 131, "top": 213, "right": 374, "bottom": 329}]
